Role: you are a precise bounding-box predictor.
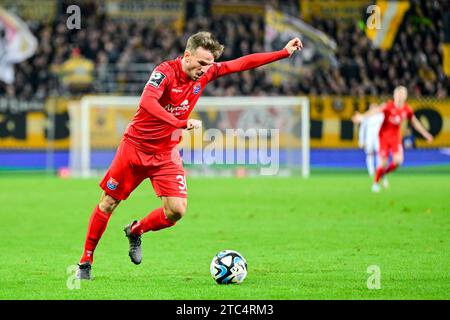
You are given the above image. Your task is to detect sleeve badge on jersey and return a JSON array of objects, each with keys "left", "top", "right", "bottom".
[
  {"left": 193, "top": 84, "right": 201, "bottom": 94},
  {"left": 147, "top": 71, "right": 166, "bottom": 88},
  {"left": 106, "top": 177, "right": 119, "bottom": 190}
]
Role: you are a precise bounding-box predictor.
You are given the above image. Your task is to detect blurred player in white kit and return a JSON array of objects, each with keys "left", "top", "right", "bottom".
[{"left": 358, "top": 103, "right": 384, "bottom": 177}]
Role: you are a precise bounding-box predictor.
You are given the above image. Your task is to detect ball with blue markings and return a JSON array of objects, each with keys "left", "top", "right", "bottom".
[{"left": 210, "top": 250, "right": 248, "bottom": 284}]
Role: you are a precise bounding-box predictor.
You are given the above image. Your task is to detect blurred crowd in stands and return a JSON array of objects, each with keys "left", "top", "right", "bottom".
[{"left": 1, "top": 0, "right": 448, "bottom": 100}]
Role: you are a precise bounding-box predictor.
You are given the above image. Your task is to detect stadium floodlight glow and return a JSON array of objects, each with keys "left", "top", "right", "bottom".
[{"left": 70, "top": 96, "right": 309, "bottom": 178}]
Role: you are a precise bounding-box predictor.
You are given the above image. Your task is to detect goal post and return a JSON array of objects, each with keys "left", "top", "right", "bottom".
[{"left": 69, "top": 96, "right": 310, "bottom": 178}]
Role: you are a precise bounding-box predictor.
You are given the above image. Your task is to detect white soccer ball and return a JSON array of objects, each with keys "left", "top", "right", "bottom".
[{"left": 210, "top": 249, "right": 248, "bottom": 284}]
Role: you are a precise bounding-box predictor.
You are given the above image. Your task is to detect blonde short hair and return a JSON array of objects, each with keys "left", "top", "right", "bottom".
[
  {"left": 394, "top": 86, "right": 407, "bottom": 95},
  {"left": 186, "top": 31, "right": 224, "bottom": 60}
]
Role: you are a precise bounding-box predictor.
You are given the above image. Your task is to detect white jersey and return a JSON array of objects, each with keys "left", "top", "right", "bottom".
[{"left": 358, "top": 113, "right": 384, "bottom": 152}]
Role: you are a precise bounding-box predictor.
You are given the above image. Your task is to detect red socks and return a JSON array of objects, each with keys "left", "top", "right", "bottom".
[
  {"left": 375, "top": 166, "right": 384, "bottom": 183},
  {"left": 384, "top": 163, "right": 398, "bottom": 174},
  {"left": 375, "top": 163, "right": 399, "bottom": 183},
  {"left": 131, "top": 207, "right": 176, "bottom": 236},
  {"left": 79, "top": 207, "right": 175, "bottom": 264},
  {"left": 80, "top": 205, "right": 111, "bottom": 264}
]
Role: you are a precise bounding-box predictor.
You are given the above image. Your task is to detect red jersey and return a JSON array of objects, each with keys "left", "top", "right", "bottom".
[
  {"left": 379, "top": 100, "right": 414, "bottom": 141},
  {"left": 123, "top": 49, "right": 290, "bottom": 153}
]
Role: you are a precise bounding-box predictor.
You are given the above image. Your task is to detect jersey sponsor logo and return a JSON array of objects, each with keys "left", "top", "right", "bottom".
[
  {"left": 172, "top": 88, "right": 183, "bottom": 93},
  {"left": 388, "top": 114, "right": 402, "bottom": 125},
  {"left": 193, "top": 84, "right": 201, "bottom": 94},
  {"left": 106, "top": 177, "right": 119, "bottom": 190},
  {"left": 164, "top": 99, "right": 190, "bottom": 116},
  {"left": 147, "top": 71, "right": 166, "bottom": 88}
]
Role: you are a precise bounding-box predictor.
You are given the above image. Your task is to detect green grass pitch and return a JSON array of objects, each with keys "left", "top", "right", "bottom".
[{"left": 0, "top": 169, "right": 449, "bottom": 300}]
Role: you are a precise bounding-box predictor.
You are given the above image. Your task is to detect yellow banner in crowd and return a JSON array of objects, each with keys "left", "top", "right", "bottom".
[
  {"left": 211, "top": 2, "right": 265, "bottom": 16},
  {"left": 0, "top": 0, "right": 55, "bottom": 23},
  {"left": 0, "top": 97, "right": 449, "bottom": 149},
  {"left": 104, "top": 0, "right": 185, "bottom": 32},
  {"left": 300, "top": 0, "right": 369, "bottom": 22},
  {"left": 365, "top": 0, "right": 410, "bottom": 50},
  {"left": 105, "top": 0, "right": 184, "bottom": 20},
  {"left": 443, "top": 44, "right": 450, "bottom": 77}
]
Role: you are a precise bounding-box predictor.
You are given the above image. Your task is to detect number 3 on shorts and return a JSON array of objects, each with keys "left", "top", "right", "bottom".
[{"left": 176, "top": 175, "right": 187, "bottom": 193}]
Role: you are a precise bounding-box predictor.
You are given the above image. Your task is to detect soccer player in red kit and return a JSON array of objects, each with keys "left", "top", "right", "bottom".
[
  {"left": 353, "top": 86, "right": 433, "bottom": 193},
  {"left": 75, "top": 32, "right": 303, "bottom": 279}
]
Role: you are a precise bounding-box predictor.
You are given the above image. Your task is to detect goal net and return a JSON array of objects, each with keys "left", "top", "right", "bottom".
[{"left": 69, "top": 96, "right": 310, "bottom": 178}]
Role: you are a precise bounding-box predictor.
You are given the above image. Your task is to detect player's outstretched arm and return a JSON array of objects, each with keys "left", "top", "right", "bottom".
[
  {"left": 352, "top": 103, "right": 384, "bottom": 124},
  {"left": 213, "top": 38, "right": 303, "bottom": 78},
  {"left": 411, "top": 116, "right": 434, "bottom": 142}
]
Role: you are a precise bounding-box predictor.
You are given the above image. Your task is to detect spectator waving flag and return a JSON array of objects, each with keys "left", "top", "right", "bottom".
[
  {"left": 264, "top": 6, "right": 337, "bottom": 85},
  {"left": 0, "top": 7, "right": 38, "bottom": 84}
]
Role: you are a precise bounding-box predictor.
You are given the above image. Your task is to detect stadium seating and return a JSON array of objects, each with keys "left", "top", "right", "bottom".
[{"left": 1, "top": 0, "right": 448, "bottom": 99}]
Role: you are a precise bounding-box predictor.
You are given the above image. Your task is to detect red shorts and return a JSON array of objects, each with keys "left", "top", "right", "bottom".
[
  {"left": 379, "top": 136, "right": 403, "bottom": 158},
  {"left": 99, "top": 139, "right": 187, "bottom": 200}
]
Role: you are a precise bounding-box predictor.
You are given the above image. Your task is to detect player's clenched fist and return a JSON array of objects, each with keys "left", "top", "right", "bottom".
[
  {"left": 187, "top": 119, "right": 202, "bottom": 130},
  {"left": 284, "top": 38, "right": 303, "bottom": 55}
]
